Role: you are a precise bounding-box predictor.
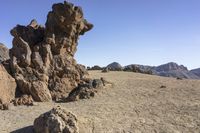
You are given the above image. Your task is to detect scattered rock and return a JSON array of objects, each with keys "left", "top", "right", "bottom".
[
  {"left": 12, "top": 95, "right": 34, "bottom": 106},
  {"left": 9, "top": 1, "right": 93, "bottom": 101},
  {"left": 176, "top": 77, "right": 183, "bottom": 80},
  {"left": 160, "top": 85, "right": 167, "bottom": 88},
  {"left": 67, "top": 78, "right": 111, "bottom": 102},
  {"left": 34, "top": 106, "right": 78, "bottom": 133}
]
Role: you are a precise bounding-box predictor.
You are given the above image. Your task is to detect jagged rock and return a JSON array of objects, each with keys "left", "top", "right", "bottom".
[
  {"left": 0, "top": 64, "right": 16, "bottom": 107},
  {"left": 34, "top": 106, "right": 78, "bottom": 133},
  {"left": 9, "top": 1, "right": 93, "bottom": 101},
  {"left": 67, "top": 78, "right": 112, "bottom": 102},
  {"left": 0, "top": 43, "right": 9, "bottom": 62},
  {"left": 12, "top": 95, "right": 34, "bottom": 106}
]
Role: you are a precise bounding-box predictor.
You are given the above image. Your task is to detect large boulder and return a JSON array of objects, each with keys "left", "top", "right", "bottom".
[
  {"left": 9, "top": 1, "right": 93, "bottom": 101},
  {"left": 34, "top": 106, "right": 78, "bottom": 133},
  {"left": 0, "top": 64, "right": 16, "bottom": 105}
]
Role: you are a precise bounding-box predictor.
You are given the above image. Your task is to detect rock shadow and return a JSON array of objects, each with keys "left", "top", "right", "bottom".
[{"left": 10, "top": 126, "right": 34, "bottom": 133}]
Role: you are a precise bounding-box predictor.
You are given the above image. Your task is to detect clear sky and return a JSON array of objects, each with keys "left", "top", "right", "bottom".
[{"left": 0, "top": 0, "right": 200, "bottom": 70}]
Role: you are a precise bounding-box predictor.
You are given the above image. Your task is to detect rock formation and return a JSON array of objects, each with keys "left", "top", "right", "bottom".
[
  {"left": 0, "top": 64, "right": 16, "bottom": 110},
  {"left": 34, "top": 106, "right": 78, "bottom": 133},
  {"left": 9, "top": 1, "right": 93, "bottom": 102},
  {"left": 0, "top": 43, "right": 9, "bottom": 62}
]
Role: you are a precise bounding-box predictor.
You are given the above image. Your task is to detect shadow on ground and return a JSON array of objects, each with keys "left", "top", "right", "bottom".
[{"left": 10, "top": 126, "right": 34, "bottom": 133}]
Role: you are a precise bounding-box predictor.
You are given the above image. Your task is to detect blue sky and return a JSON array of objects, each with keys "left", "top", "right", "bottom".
[{"left": 0, "top": 0, "right": 200, "bottom": 69}]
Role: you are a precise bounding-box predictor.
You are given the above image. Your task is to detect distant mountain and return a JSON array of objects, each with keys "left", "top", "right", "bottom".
[
  {"left": 153, "top": 62, "right": 199, "bottom": 79},
  {"left": 190, "top": 68, "right": 200, "bottom": 77},
  {"left": 123, "top": 62, "right": 200, "bottom": 79},
  {"left": 154, "top": 62, "right": 188, "bottom": 72},
  {"left": 0, "top": 43, "right": 9, "bottom": 62},
  {"left": 106, "top": 62, "right": 123, "bottom": 71}
]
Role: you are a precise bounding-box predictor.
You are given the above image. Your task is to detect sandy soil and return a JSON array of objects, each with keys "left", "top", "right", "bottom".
[{"left": 1, "top": 71, "right": 200, "bottom": 133}]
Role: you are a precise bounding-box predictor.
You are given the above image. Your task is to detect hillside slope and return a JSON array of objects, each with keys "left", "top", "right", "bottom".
[{"left": 1, "top": 71, "right": 200, "bottom": 133}]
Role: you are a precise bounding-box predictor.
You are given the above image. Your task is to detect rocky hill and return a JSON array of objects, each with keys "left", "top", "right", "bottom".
[
  {"left": 190, "top": 68, "right": 200, "bottom": 77},
  {"left": 106, "top": 62, "right": 123, "bottom": 71},
  {"left": 153, "top": 62, "right": 199, "bottom": 79}
]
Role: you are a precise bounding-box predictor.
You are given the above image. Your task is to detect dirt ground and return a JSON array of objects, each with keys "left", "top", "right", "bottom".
[{"left": 1, "top": 71, "right": 200, "bottom": 133}]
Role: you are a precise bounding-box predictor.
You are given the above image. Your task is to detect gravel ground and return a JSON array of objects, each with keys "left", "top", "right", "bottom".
[{"left": 1, "top": 71, "right": 200, "bottom": 133}]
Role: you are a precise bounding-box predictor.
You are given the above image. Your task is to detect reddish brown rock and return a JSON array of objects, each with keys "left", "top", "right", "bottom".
[
  {"left": 9, "top": 1, "right": 93, "bottom": 101},
  {"left": 0, "top": 64, "right": 16, "bottom": 105},
  {"left": 34, "top": 106, "right": 79, "bottom": 133}
]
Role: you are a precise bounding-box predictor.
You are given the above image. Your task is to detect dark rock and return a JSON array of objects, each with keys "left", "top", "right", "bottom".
[
  {"left": 0, "top": 103, "right": 10, "bottom": 110},
  {"left": 160, "top": 85, "right": 166, "bottom": 88},
  {"left": 9, "top": 1, "right": 93, "bottom": 102},
  {"left": 67, "top": 78, "right": 111, "bottom": 102},
  {"left": 106, "top": 62, "right": 122, "bottom": 71},
  {"left": 34, "top": 106, "right": 78, "bottom": 133}
]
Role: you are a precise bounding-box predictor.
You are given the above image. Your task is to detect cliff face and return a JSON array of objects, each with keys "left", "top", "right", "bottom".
[{"left": 9, "top": 1, "right": 93, "bottom": 101}]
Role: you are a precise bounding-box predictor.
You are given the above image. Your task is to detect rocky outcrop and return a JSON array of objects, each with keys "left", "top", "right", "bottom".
[
  {"left": 0, "top": 64, "right": 16, "bottom": 107},
  {"left": 106, "top": 62, "right": 122, "bottom": 71},
  {"left": 34, "top": 106, "right": 78, "bottom": 133},
  {"left": 0, "top": 43, "right": 9, "bottom": 62},
  {"left": 9, "top": 1, "right": 93, "bottom": 102},
  {"left": 123, "top": 64, "right": 153, "bottom": 74}
]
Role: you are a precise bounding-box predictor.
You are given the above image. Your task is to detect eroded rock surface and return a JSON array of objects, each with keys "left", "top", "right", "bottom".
[
  {"left": 34, "top": 106, "right": 78, "bottom": 133},
  {"left": 9, "top": 1, "right": 93, "bottom": 102},
  {"left": 0, "top": 43, "right": 9, "bottom": 62},
  {"left": 0, "top": 64, "right": 16, "bottom": 108}
]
